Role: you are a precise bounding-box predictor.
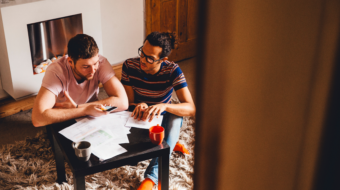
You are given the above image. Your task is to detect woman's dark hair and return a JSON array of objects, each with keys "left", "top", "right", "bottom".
[
  {"left": 144, "top": 31, "right": 178, "bottom": 58},
  {"left": 67, "top": 34, "right": 99, "bottom": 64}
]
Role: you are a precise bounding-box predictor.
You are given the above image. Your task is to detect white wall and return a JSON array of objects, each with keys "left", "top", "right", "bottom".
[
  {"left": 0, "top": 0, "right": 144, "bottom": 100},
  {"left": 100, "top": 0, "right": 144, "bottom": 65}
]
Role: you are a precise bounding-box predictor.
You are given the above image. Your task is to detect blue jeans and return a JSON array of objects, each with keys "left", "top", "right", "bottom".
[{"left": 144, "top": 112, "right": 183, "bottom": 184}]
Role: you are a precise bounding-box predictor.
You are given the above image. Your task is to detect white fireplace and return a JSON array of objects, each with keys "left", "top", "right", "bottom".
[{"left": 0, "top": 0, "right": 103, "bottom": 100}]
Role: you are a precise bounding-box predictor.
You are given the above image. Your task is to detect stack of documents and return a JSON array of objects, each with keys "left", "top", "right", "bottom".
[{"left": 59, "top": 111, "right": 163, "bottom": 160}]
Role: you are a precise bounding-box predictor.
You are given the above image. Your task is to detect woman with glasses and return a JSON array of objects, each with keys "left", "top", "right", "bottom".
[{"left": 121, "top": 31, "right": 196, "bottom": 190}]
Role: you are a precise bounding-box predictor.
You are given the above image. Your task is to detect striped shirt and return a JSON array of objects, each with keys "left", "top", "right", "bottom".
[{"left": 121, "top": 57, "right": 188, "bottom": 107}]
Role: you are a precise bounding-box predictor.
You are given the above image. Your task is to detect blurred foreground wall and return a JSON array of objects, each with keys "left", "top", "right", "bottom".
[{"left": 194, "top": 0, "right": 340, "bottom": 190}]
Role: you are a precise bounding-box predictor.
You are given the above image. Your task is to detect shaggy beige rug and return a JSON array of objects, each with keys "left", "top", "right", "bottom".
[{"left": 0, "top": 116, "right": 195, "bottom": 190}]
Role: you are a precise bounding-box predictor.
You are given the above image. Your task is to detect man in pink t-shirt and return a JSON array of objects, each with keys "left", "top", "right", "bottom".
[{"left": 32, "top": 34, "right": 128, "bottom": 127}]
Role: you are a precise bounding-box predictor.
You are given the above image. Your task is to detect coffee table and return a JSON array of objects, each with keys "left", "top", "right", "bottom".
[{"left": 46, "top": 119, "right": 170, "bottom": 190}]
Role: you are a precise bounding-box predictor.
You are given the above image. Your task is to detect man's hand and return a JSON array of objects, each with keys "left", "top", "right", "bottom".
[
  {"left": 131, "top": 103, "right": 149, "bottom": 120},
  {"left": 53, "top": 91, "right": 108, "bottom": 117},
  {"left": 142, "top": 103, "right": 167, "bottom": 122},
  {"left": 54, "top": 91, "right": 77, "bottom": 109},
  {"left": 84, "top": 104, "right": 109, "bottom": 117}
]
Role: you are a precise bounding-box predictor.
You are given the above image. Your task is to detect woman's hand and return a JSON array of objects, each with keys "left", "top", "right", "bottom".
[
  {"left": 142, "top": 104, "right": 167, "bottom": 122},
  {"left": 132, "top": 103, "right": 149, "bottom": 120}
]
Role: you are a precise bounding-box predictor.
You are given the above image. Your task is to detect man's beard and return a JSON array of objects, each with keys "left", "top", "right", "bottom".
[{"left": 73, "top": 67, "right": 94, "bottom": 82}]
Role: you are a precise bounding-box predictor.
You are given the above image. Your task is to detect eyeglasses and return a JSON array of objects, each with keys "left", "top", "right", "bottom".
[{"left": 138, "top": 46, "right": 163, "bottom": 64}]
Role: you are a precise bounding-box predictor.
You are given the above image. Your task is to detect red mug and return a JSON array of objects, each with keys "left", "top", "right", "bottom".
[{"left": 149, "top": 124, "right": 164, "bottom": 145}]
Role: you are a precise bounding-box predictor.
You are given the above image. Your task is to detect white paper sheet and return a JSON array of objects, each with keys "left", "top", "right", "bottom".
[
  {"left": 92, "top": 141, "right": 127, "bottom": 160},
  {"left": 59, "top": 118, "right": 100, "bottom": 142},
  {"left": 75, "top": 111, "right": 131, "bottom": 123},
  {"left": 79, "top": 129, "right": 114, "bottom": 148},
  {"left": 125, "top": 115, "right": 163, "bottom": 129},
  {"left": 59, "top": 111, "right": 133, "bottom": 160}
]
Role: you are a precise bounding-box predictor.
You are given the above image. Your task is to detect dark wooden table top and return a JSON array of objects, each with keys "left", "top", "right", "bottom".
[{"left": 48, "top": 119, "right": 170, "bottom": 176}]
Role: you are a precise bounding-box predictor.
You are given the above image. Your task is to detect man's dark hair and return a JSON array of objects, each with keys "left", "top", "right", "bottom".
[
  {"left": 144, "top": 31, "right": 178, "bottom": 58},
  {"left": 67, "top": 34, "right": 99, "bottom": 64}
]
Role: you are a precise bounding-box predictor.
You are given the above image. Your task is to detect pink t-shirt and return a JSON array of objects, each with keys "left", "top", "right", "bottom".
[{"left": 42, "top": 55, "right": 115, "bottom": 104}]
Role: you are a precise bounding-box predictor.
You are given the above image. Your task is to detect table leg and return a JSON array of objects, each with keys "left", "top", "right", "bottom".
[
  {"left": 46, "top": 126, "right": 55, "bottom": 152},
  {"left": 52, "top": 134, "right": 67, "bottom": 184},
  {"left": 74, "top": 173, "right": 86, "bottom": 190},
  {"left": 158, "top": 153, "right": 169, "bottom": 190}
]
